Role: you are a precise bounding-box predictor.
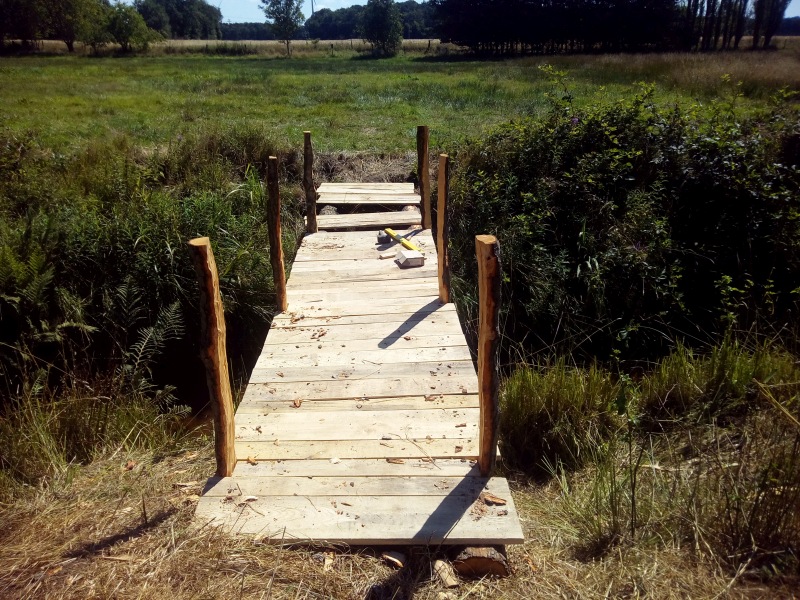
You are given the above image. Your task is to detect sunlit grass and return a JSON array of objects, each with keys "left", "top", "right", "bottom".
[{"left": 2, "top": 42, "right": 798, "bottom": 153}]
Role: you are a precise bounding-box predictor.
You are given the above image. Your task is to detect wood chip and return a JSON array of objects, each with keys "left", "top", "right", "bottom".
[
  {"left": 433, "top": 559, "right": 460, "bottom": 588},
  {"left": 454, "top": 445, "right": 463, "bottom": 453},
  {"left": 292, "top": 399, "right": 303, "bottom": 408},
  {"left": 386, "top": 458, "right": 405, "bottom": 464},
  {"left": 455, "top": 423, "right": 467, "bottom": 428},
  {"left": 382, "top": 551, "right": 406, "bottom": 568},
  {"left": 323, "top": 552, "right": 334, "bottom": 572},
  {"left": 123, "top": 460, "right": 136, "bottom": 471},
  {"left": 479, "top": 492, "right": 507, "bottom": 506},
  {"left": 247, "top": 456, "right": 258, "bottom": 466}
]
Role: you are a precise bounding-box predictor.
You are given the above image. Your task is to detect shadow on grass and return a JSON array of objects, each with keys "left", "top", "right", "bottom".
[{"left": 63, "top": 508, "right": 176, "bottom": 559}]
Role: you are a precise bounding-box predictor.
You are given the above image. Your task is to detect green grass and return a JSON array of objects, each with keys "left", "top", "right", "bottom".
[{"left": 2, "top": 47, "right": 799, "bottom": 153}]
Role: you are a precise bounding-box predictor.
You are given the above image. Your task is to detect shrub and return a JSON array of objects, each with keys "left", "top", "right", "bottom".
[{"left": 448, "top": 78, "right": 800, "bottom": 364}]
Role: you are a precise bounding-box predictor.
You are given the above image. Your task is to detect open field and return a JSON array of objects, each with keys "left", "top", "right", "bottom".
[{"left": 1, "top": 41, "right": 799, "bottom": 152}]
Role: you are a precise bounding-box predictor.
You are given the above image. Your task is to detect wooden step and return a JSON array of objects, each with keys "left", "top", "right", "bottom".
[{"left": 315, "top": 212, "right": 421, "bottom": 231}]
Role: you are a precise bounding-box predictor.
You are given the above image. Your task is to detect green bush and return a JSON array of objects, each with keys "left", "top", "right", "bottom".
[
  {"left": 0, "top": 126, "right": 303, "bottom": 407},
  {"left": 448, "top": 78, "right": 800, "bottom": 364}
]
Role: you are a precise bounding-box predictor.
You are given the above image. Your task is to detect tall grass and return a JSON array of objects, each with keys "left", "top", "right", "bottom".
[{"left": 504, "top": 341, "right": 800, "bottom": 575}]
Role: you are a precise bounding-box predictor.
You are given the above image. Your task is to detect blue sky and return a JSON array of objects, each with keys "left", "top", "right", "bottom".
[{"left": 215, "top": 0, "right": 800, "bottom": 23}]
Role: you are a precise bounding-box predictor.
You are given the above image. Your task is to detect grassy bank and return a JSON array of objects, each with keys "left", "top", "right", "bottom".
[{"left": 1, "top": 45, "right": 799, "bottom": 152}]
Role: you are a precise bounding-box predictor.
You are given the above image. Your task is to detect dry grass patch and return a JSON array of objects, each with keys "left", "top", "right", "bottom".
[{"left": 2, "top": 437, "right": 796, "bottom": 598}]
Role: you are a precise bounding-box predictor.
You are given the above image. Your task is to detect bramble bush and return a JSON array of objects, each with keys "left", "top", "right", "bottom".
[{"left": 448, "top": 73, "right": 800, "bottom": 365}]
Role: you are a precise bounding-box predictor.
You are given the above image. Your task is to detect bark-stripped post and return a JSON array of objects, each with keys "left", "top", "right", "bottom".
[
  {"left": 187, "top": 237, "right": 236, "bottom": 477},
  {"left": 437, "top": 153, "right": 450, "bottom": 304},
  {"left": 303, "top": 131, "right": 318, "bottom": 234},
  {"left": 267, "top": 156, "right": 288, "bottom": 312},
  {"left": 416, "top": 125, "right": 431, "bottom": 229},
  {"left": 476, "top": 234, "right": 501, "bottom": 476}
]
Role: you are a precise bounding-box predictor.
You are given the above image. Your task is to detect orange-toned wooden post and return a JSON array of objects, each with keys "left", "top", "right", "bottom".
[
  {"left": 188, "top": 237, "right": 236, "bottom": 477},
  {"left": 267, "top": 156, "right": 288, "bottom": 312},
  {"left": 417, "top": 125, "right": 431, "bottom": 229},
  {"left": 437, "top": 153, "right": 450, "bottom": 303},
  {"left": 303, "top": 131, "right": 318, "bottom": 234},
  {"left": 476, "top": 234, "right": 501, "bottom": 476}
]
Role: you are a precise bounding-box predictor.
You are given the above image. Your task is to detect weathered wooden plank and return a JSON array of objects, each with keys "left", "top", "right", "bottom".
[
  {"left": 234, "top": 408, "right": 479, "bottom": 441},
  {"left": 318, "top": 194, "right": 421, "bottom": 205},
  {"left": 203, "top": 475, "right": 505, "bottom": 498},
  {"left": 235, "top": 437, "right": 477, "bottom": 461},
  {"left": 233, "top": 457, "right": 480, "bottom": 478},
  {"left": 241, "top": 376, "right": 477, "bottom": 402},
  {"left": 195, "top": 488, "right": 524, "bottom": 545},
  {"left": 316, "top": 212, "right": 421, "bottom": 231},
  {"left": 290, "top": 257, "right": 436, "bottom": 273},
  {"left": 263, "top": 327, "right": 465, "bottom": 346},
  {"left": 235, "top": 394, "right": 480, "bottom": 414},
  {"left": 288, "top": 265, "right": 438, "bottom": 284},
  {"left": 317, "top": 183, "right": 415, "bottom": 193},
  {"left": 253, "top": 345, "right": 473, "bottom": 369},
  {"left": 275, "top": 299, "right": 452, "bottom": 320},
  {"left": 250, "top": 360, "right": 474, "bottom": 383},
  {"left": 286, "top": 280, "right": 439, "bottom": 299},
  {"left": 270, "top": 309, "right": 459, "bottom": 329}
]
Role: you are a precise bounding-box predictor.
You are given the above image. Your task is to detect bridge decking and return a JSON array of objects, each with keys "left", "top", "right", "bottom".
[{"left": 195, "top": 183, "right": 524, "bottom": 546}]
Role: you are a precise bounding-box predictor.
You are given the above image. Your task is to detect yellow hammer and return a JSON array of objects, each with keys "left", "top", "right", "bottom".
[{"left": 384, "top": 228, "right": 422, "bottom": 252}]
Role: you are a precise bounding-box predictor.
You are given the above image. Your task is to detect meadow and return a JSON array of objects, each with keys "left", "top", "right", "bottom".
[
  {"left": 1, "top": 43, "right": 800, "bottom": 598},
  {"left": 2, "top": 39, "right": 800, "bottom": 152}
]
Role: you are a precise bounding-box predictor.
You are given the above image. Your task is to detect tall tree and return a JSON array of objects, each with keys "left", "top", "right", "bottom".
[
  {"left": 108, "top": 3, "right": 156, "bottom": 51},
  {"left": 134, "top": 0, "right": 171, "bottom": 37},
  {"left": 44, "top": 0, "right": 97, "bottom": 52},
  {"left": 261, "top": 0, "right": 303, "bottom": 56},
  {"left": 361, "top": 0, "right": 403, "bottom": 56}
]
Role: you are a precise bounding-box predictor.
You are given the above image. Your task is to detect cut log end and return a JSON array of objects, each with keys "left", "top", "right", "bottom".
[{"left": 450, "top": 546, "right": 510, "bottom": 579}]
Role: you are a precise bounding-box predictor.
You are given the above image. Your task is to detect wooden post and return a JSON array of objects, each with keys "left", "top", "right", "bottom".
[
  {"left": 437, "top": 153, "right": 450, "bottom": 304},
  {"left": 267, "top": 156, "right": 288, "bottom": 312},
  {"left": 476, "top": 234, "right": 501, "bottom": 476},
  {"left": 187, "top": 237, "right": 236, "bottom": 477},
  {"left": 416, "top": 125, "right": 431, "bottom": 229},
  {"left": 303, "top": 131, "right": 318, "bottom": 234}
]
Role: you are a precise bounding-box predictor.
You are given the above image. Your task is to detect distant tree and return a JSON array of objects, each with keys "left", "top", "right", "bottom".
[
  {"left": 83, "top": 0, "right": 114, "bottom": 53},
  {"left": 0, "top": 0, "right": 47, "bottom": 47},
  {"left": 261, "top": 0, "right": 303, "bottom": 56},
  {"left": 220, "top": 22, "right": 274, "bottom": 40},
  {"left": 758, "top": 0, "right": 793, "bottom": 47},
  {"left": 361, "top": 0, "right": 402, "bottom": 56},
  {"left": 108, "top": 3, "right": 158, "bottom": 51},
  {"left": 778, "top": 15, "right": 800, "bottom": 35},
  {"left": 134, "top": 0, "right": 171, "bottom": 37},
  {"left": 43, "top": 0, "right": 100, "bottom": 52}
]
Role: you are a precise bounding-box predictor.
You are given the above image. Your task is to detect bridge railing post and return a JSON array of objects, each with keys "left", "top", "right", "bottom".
[
  {"left": 304, "top": 131, "right": 318, "bottom": 234},
  {"left": 476, "top": 234, "right": 501, "bottom": 476},
  {"left": 417, "top": 125, "right": 431, "bottom": 229},
  {"left": 187, "top": 237, "right": 236, "bottom": 477},
  {"left": 267, "top": 156, "right": 288, "bottom": 312},
  {"left": 437, "top": 153, "right": 450, "bottom": 303}
]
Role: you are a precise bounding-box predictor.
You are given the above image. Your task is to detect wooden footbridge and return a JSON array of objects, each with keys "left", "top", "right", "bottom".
[{"left": 190, "top": 129, "right": 524, "bottom": 549}]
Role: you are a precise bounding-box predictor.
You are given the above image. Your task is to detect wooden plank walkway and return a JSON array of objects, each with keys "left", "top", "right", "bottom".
[{"left": 195, "top": 182, "right": 524, "bottom": 546}]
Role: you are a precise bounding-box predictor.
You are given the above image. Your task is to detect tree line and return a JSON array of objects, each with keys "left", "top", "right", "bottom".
[
  {"left": 1, "top": 0, "right": 796, "bottom": 54},
  {"left": 0, "top": 0, "right": 222, "bottom": 51},
  {"left": 432, "top": 0, "right": 794, "bottom": 53}
]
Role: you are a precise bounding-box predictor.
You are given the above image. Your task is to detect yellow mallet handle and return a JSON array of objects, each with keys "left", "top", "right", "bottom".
[{"left": 384, "top": 228, "right": 422, "bottom": 252}]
